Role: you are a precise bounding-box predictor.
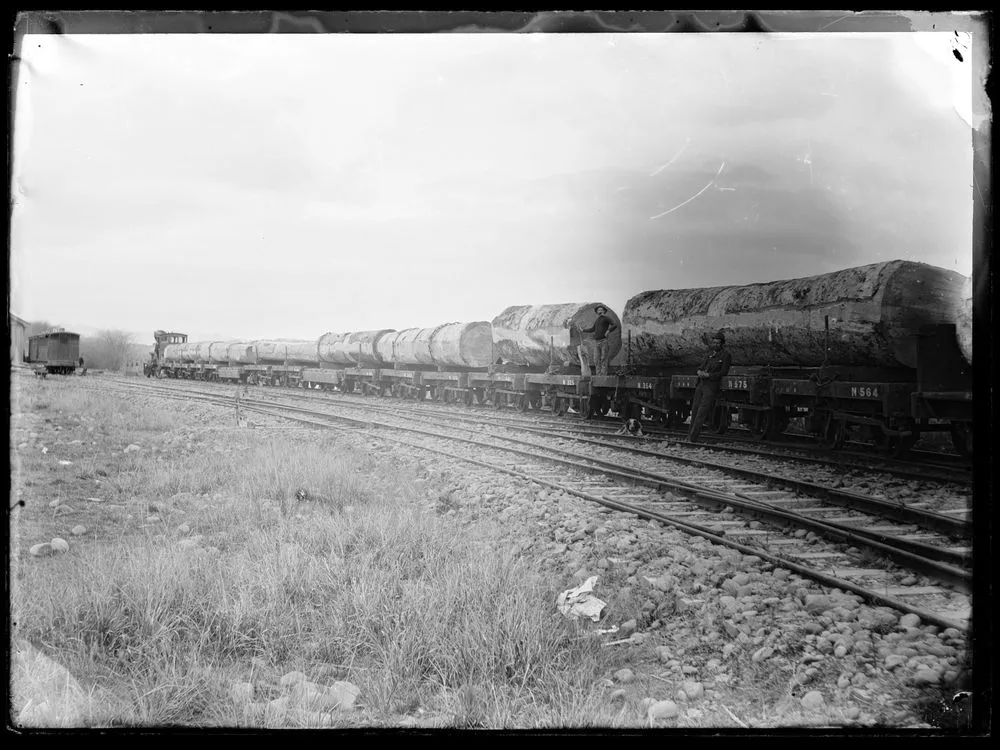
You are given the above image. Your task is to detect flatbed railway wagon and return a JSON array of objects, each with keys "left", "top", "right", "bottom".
[
  {"left": 590, "top": 261, "right": 972, "bottom": 459},
  {"left": 144, "top": 259, "right": 972, "bottom": 460},
  {"left": 27, "top": 331, "right": 81, "bottom": 375}
]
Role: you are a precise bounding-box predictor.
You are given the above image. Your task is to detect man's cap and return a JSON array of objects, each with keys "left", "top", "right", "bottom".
[{"left": 594, "top": 305, "right": 608, "bottom": 314}]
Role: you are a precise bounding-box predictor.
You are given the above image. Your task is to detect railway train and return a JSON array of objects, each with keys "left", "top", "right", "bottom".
[
  {"left": 145, "top": 260, "right": 973, "bottom": 460},
  {"left": 25, "top": 330, "right": 82, "bottom": 375}
]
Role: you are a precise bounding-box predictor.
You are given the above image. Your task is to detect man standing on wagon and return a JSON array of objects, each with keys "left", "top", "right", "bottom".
[
  {"left": 576, "top": 305, "right": 618, "bottom": 377},
  {"left": 687, "top": 330, "right": 732, "bottom": 443}
]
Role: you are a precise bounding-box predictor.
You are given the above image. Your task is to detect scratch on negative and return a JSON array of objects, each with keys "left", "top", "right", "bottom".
[
  {"left": 650, "top": 161, "right": 727, "bottom": 220},
  {"left": 650, "top": 138, "right": 691, "bottom": 177}
]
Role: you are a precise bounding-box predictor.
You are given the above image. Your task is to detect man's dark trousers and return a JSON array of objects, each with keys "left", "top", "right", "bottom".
[{"left": 688, "top": 380, "right": 720, "bottom": 442}]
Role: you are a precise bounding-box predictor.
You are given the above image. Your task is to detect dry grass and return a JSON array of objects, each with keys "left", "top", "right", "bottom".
[{"left": 11, "top": 376, "right": 628, "bottom": 728}]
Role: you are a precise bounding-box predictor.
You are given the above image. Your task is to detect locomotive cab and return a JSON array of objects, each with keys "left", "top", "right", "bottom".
[{"left": 147, "top": 330, "right": 188, "bottom": 376}]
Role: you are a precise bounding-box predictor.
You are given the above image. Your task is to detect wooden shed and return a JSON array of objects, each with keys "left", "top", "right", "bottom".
[{"left": 9, "top": 312, "right": 27, "bottom": 365}]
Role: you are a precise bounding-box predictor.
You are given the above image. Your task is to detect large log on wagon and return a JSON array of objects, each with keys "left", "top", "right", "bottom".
[
  {"left": 162, "top": 343, "right": 184, "bottom": 362},
  {"left": 378, "top": 328, "right": 435, "bottom": 367},
  {"left": 318, "top": 330, "right": 394, "bottom": 366},
  {"left": 227, "top": 342, "right": 258, "bottom": 365},
  {"left": 618, "top": 261, "right": 968, "bottom": 370},
  {"left": 208, "top": 341, "right": 234, "bottom": 364},
  {"left": 176, "top": 342, "right": 200, "bottom": 363},
  {"left": 492, "top": 303, "right": 622, "bottom": 368},
  {"left": 377, "top": 322, "right": 494, "bottom": 369},
  {"left": 254, "top": 339, "right": 320, "bottom": 364},
  {"left": 429, "top": 322, "right": 494, "bottom": 369},
  {"left": 955, "top": 275, "right": 972, "bottom": 364},
  {"left": 191, "top": 342, "right": 221, "bottom": 363}
]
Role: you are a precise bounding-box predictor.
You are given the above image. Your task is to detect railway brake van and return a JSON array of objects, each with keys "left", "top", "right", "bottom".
[{"left": 27, "top": 331, "right": 81, "bottom": 375}]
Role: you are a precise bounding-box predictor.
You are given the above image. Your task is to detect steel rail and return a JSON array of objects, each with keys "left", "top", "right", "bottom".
[
  {"left": 228, "top": 399, "right": 971, "bottom": 590},
  {"left": 515, "top": 428, "right": 971, "bottom": 539}
]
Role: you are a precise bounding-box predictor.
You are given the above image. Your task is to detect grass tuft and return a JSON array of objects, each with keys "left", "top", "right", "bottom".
[{"left": 12, "top": 381, "right": 616, "bottom": 727}]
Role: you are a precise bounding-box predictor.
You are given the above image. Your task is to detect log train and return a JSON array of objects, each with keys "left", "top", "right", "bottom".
[{"left": 146, "top": 260, "right": 974, "bottom": 460}]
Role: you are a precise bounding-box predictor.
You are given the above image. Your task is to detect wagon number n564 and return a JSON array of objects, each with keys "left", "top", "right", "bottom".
[{"left": 850, "top": 386, "right": 880, "bottom": 399}]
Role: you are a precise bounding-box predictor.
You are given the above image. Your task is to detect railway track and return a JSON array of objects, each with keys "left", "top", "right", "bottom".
[
  {"left": 137, "top": 374, "right": 973, "bottom": 486},
  {"left": 82, "top": 376, "right": 974, "bottom": 630}
]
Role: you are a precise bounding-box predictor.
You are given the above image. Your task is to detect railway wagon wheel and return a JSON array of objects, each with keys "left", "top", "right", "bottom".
[
  {"left": 950, "top": 422, "right": 972, "bottom": 460},
  {"left": 621, "top": 400, "right": 642, "bottom": 422},
  {"left": 710, "top": 405, "right": 730, "bottom": 435},
  {"left": 817, "top": 413, "right": 846, "bottom": 450},
  {"left": 873, "top": 424, "right": 916, "bottom": 459},
  {"left": 658, "top": 408, "right": 683, "bottom": 428},
  {"left": 553, "top": 398, "right": 569, "bottom": 417},
  {"left": 748, "top": 408, "right": 780, "bottom": 441},
  {"left": 587, "top": 395, "right": 608, "bottom": 419}
]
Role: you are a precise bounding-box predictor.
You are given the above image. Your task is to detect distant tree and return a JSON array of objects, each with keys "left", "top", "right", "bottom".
[{"left": 96, "top": 329, "right": 135, "bottom": 372}]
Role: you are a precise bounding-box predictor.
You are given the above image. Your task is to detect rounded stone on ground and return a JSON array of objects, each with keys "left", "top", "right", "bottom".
[
  {"left": 267, "top": 696, "right": 290, "bottom": 715},
  {"left": 71, "top": 525, "right": 87, "bottom": 536},
  {"left": 884, "top": 654, "right": 906, "bottom": 670},
  {"left": 614, "top": 668, "right": 635, "bottom": 684},
  {"left": 280, "top": 671, "right": 308, "bottom": 688},
  {"left": 648, "top": 699, "right": 679, "bottom": 720},
  {"left": 49, "top": 538, "right": 69, "bottom": 553},
  {"left": 609, "top": 689, "right": 626, "bottom": 703},
  {"left": 898, "top": 613, "right": 921, "bottom": 629},
  {"left": 912, "top": 669, "right": 940, "bottom": 686},
  {"left": 681, "top": 680, "right": 704, "bottom": 700},
  {"left": 801, "top": 690, "right": 826, "bottom": 711},
  {"left": 29, "top": 543, "right": 54, "bottom": 557},
  {"left": 47, "top": 499, "right": 62, "bottom": 508}
]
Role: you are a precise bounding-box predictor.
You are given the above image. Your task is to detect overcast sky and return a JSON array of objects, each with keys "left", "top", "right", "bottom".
[{"left": 10, "top": 31, "right": 978, "bottom": 342}]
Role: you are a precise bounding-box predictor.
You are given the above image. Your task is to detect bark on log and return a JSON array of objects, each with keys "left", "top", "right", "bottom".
[
  {"left": 429, "top": 321, "right": 494, "bottom": 369},
  {"left": 955, "top": 276, "right": 972, "bottom": 364},
  {"left": 208, "top": 341, "right": 234, "bottom": 364},
  {"left": 254, "top": 340, "right": 320, "bottom": 364},
  {"left": 618, "top": 261, "right": 968, "bottom": 370},
  {"left": 491, "top": 303, "right": 622, "bottom": 368},
  {"left": 318, "top": 330, "right": 394, "bottom": 366},
  {"left": 379, "top": 322, "right": 494, "bottom": 369},
  {"left": 227, "top": 342, "right": 258, "bottom": 365}
]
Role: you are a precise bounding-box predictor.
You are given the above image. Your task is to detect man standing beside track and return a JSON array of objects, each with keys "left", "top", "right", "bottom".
[
  {"left": 574, "top": 305, "right": 618, "bottom": 377},
  {"left": 687, "top": 330, "right": 732, "bottom": 443}
]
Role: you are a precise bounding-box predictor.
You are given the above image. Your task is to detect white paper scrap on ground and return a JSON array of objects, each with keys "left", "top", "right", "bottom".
[{"left": 557, "top": 576, "right": 607, "bottom": 622}]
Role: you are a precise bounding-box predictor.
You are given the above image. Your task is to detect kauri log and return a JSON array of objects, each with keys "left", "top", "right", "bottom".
[
  {"left": 492, "top": 303, "right": 622, "bottom": 368},
  {"left": 618, "top": 261, "right": 968, "bottom": 369}
]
